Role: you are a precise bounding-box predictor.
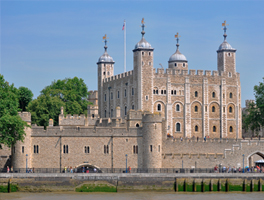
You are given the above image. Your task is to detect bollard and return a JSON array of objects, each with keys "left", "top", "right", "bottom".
[
  {"left": 210, "top": 179, "right": 213, "bottom": 192},
  {"left": 218, "top": 179, "right": 221, "bottom": 191},
  {"left": 243, "top": 179, "right": 246, "bottom": 192},
  {"left": 251, "top": 179, "right": 254, "bottom": 192},
  {"left": 193, "top": 179, "right": 196, "bottom": 192},
  {"left": 184, "top": 179, "right": 187, "bottom": 192},
  {"left": 202, "top": 179, "right": 205, "bottom": 192},
  {"left": 259, "top": 179, "right": 262, "bottom": 192},
  {"left": 175, "top": 178, "right": 178, "bottom": 192},
  {"left": 226, "top": 179, "right": 229, "bottom": 192},
  {"left": 8, "top": 179, "right": 11, "bottom": 193}
]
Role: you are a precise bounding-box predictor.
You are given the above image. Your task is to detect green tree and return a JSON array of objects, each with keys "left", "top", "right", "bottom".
[
  {"left": 244, "top": 78, "right": 264, "bottom": 135},
  {"left": 27, "top": 95, "right": 65, "bottom": 127},
  {"left": 18, "top": 86, "right": 33, "bottom": 111},
  {"left": 0, "top": 75, "right": 29, "bottom": 149}
]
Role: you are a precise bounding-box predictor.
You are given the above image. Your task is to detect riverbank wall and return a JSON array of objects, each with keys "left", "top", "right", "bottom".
[{"left": 0, "top": 173, "right": 264, "bottom": 192}]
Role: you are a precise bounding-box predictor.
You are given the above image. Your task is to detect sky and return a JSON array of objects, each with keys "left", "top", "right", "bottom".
[{"left": 1, "top": 0, "right": 264, "bottom": 107}]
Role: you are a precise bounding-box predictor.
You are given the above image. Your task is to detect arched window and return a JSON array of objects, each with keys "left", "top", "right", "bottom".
[
  {"left": 229, "top": 93, "right": 233, "bottom": 98},
  {"left": 194, "top": 106, "right": 198, "bottom": 112},
  {"left": 104, "top": 110, "right": 106, "bottom": 118},
  {"left": 125, "top": 106, "right": 127, "bottom": 115},
  {"left": 213, "top": 126, "right": 216, "bottom": 132},
  {"left": 132, "top": 105, "right": 134, "bottom": 110},
  {"left": 195, "top": 125, "right": 198, "bottom": 132},
  {"left": 153, "top": 90, "right": 156, "bottom": 94},
  {"left": 229, "top": 126, "right": 233, "bottom": 132},
  {"left": 164, "top": 90, "right": 166, "bottom": 94},
  {"left": 157, "top": 104, "right": 161, "bottom": 111},
  {"left": 174, "top": 63, "right": 177, "bottom": 67},
  {"left": 171, "top": 90, "right": 173, "bottom": 95},
  {"left": 195, "top": 91, "right": 198, "bottom": 97},
  {"left": 229, "top": 106, "right": 233, "bottom": 113},
  {"left": 161, "top": 90, "right": 163, "bottom": 94},
  {"left": 176, "top": 123, "right": 181, "bottom": 132},
  {"left": 124, "top": 89, "right": 127, "bottom": 97},
  {"left": 212, "top": 92, "right": 215, "bottom": 98},
  {"left": 176, "top": 104, "right": 180, "bottom": 111},
  {"left": 156, "top": 90, "right": 158, "bottom": 94},
  {"left": 136, "top": 123, "right": 139, "bottom": 127},
  {"left": 212, "top": 106, "right": 215, "bottom": 112},
  {"left": 174, "top": 90, "right": 176, "bottom": 95},
  {"left": 117, "top": 91, "right": 120, "bottom": 98}
]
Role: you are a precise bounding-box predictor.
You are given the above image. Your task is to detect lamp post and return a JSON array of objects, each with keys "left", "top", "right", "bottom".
[
  {"left": 243, "top": 154, "right": 245, "bottom": 173},
  {"left": 26, "top": 154, "right": 28, "bottom": 173},
  {"left": 125, "top": 154, "right": 128, "bottom": 173}
]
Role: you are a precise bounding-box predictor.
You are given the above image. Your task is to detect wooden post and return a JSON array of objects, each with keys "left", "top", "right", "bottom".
[
  {"left": 8, "top": 179, "right": 11, "bottom": 193},
  {"left": 184, "top": 179, "right": 187, "bottom": 192},
  {"left": 251, "top": 179, "right": 254, "bottom": 192},
  {"left": 226, "top": 179, "right": 229, "bottom": 192},
  {"left": 259, "top": 179, "right": 262, "bottom": 192},
  {"left": 193, "top": 179, "right": 196, "bottom": 192},
  {"left": 210, "top": 179, "right": 213, "bottom": 192},
  {"left": 243, "top": 179, "right": 246, "bottom": 192},
  {"left": 202, "top": 179, "right": 205, "bottom": 192},
  {"left": 218, "top": 179, "right": 221, "bottom": 191},
  {"left": 175, "top": 178, "right": 178, "bottom": 192}
]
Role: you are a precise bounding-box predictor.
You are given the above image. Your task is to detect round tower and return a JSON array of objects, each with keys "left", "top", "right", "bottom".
[
  {"left": 142, "top": 112, "right": 163, "bottom": 168},
  {"left": 12, "top": 112, "right": 32, "bottom": 170}
]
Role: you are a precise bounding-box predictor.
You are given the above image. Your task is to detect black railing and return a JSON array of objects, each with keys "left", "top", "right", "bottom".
[{"left": 0, "top": 167, "right": 263, "bottom": 173}]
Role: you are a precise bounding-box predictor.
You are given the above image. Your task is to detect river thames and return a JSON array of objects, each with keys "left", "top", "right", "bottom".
[{"left": 1, "top": 192, "right": 263, "bottom": 200}]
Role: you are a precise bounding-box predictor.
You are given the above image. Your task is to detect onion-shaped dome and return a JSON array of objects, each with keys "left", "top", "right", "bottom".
[
  {"left": 135, "top": 37, "right": 152, "bottom": 49},
  {"left": 218, "top": 40, "right": 234, "bottom": 51},
  {"left": 98, "top": 51, "right": 114, "bottom": 63},
  {"left": 169, "top": 49, "right": 187, "bottom": 62}
]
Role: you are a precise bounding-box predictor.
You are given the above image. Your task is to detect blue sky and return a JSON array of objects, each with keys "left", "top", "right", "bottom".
[{"left": 1, "top": 0, "right": 264, "bottom": 107}]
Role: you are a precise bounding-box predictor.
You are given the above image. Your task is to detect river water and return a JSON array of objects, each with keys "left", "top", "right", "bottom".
[{"left": 1, "top": 192, "right": 263, "bottom": 200}]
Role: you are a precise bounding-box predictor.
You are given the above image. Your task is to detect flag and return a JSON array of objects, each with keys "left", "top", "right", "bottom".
[{"left": 122, "top": 21, "right": 125, "bottom": 30}]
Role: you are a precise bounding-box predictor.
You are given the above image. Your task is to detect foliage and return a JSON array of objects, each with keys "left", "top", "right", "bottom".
[
  {"left": 18, "top": 86, "right": 33, "bottom": 111},
  {"left": 0, "top": 75, "right": 29, "bottom": 149},
  {"left": 0, "top": 184, "right": 18, "bottom": 193},
  {"left": 244, "top": 78, "right": 264, "bottom": 135},
  {"left": 27, "top": 95, "right": 65, "bottom": 127},
  {"left": 75, "top": 184, "right": 117, "bottom": 192},
  {"left": 40, "top": 77, "right": 91, "bottom": 115}
]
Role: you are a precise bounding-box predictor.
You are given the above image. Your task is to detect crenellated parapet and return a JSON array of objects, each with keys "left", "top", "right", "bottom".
[
  {"left": 103, "top": 70, "right": 133, "bottom": 83},
  {"left": 18, "top": 112, "right": 31, "bottom": 123},
  {"left": 59, "top": 114, "right": 87, "bottom": 126}
]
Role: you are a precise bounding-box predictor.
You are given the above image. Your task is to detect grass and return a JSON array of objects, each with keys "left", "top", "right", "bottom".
[
  {"left": 0, "top": 184, "right": 18, "bottom": 193},
  {"left": 75, "top": 184, "right": 117, "bottom": 192}
]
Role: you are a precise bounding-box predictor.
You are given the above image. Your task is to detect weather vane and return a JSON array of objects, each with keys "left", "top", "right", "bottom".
[
  {"left": 141, "top": 18, "right": 145, "bottom": 37},
  {"left": 102, "top": 34, "right": 109, "bottom": 51},
  {"left": 222, "top": 20, "right": 229, "bottom": 34},
  {"left": 174, "top": 32, "right": 180, "bottom": 48}
]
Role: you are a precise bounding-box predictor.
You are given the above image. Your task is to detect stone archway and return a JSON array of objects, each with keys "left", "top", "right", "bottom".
[
  {"left": 74, "top": 163, "right": 102, "bottom": 173},
  {"left": 246, "top": 151, "right": 264, "bottom": 167}
]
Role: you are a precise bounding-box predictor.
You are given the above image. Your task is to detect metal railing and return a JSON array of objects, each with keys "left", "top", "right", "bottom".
[{"left": 1, "top": 167, "right": 263, "bottom": 173}]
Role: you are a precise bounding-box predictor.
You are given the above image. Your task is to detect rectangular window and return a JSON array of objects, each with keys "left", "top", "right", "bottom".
[
  {"left": 84, "top": 146, "right": 90, "bottom": 153},
  {"left": 132, "top": 88, "right": 134, "bottom": 95},
  {"left": 63, "top": 145, "right": 68, "bottom": 154},
  {"left": 111, "top": 109, "right": 113, "bottom": 117},
  {"left": 104, "top": 94, "right": 106, "bottom": 101},
  {"left": 133, "top": 145, "right": 138, "bottom": 154},
  {"left": 164, "top": 90, "right": 166, "bottom": 94},
  {"left": 22, "top": 146, "right": 24, "bottom": 153},
  {"left": 125, "top": 89, "right": 127, "bottom": 97},
  {"left": 104, "top": 145, "right": 109, "bottom": 154},
  {"left": 146, "top": 96, "right": 148, "bottom": 100},
  {"left": 125, "top": 106, "right": 127, "bottom": 116},
  {"left": 117, "top": 91, "right": 120, "bottom": 98},
  {"left": 34, "top": 145, "right": 39, "bottom": 154},
  {"left": 111, "top": 92, "right": 113, "bottom": 99},
  {"left": 158, "top": 145, "right": 160, "bottom": 152},
  {"left": 150, "top": 145, "right": 152, "bottom": 152}
]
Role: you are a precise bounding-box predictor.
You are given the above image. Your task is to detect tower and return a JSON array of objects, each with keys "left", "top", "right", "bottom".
[
  {"left": 168, "top": 32, "right": 188, "bottom": 70},
  {"left": 97, "top": 34, "right": 115, "bottom": 118},
  {"left": 217, "top": 21, "right": 236, "bottom": 76},
  {"left": 133, "top": 18, "right": 154, "bottom": 112}
]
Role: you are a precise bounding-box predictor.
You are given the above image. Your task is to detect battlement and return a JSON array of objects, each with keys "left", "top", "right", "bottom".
[
  {"left": 127, "top": 110, "right": 143, "bottom": 120},
  {"left": 245, "top": 99, "right": 254, "bottom": 107},
  {"left": 18, "top": 112, "right": 31, "bottom": 122},
  {"left": 103, "top": 70, "right": 133, "bottom": 83},
  {"left": 88, "top": 90, "right": 98, "bottom": 99},
  {"left": 59, "top": 114, "right": 87, "bottom": 126},
  {"left": 142, "top": 112, "right": 163, "bottom": 123}
]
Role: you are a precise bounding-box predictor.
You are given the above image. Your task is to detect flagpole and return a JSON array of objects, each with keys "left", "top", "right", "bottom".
[{"left": 124, "top": 20, "right": 126, "bottom": 72}]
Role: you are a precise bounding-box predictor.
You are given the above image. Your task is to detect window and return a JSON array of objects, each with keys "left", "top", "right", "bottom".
[
  {"left": 156, "top": 90, "right": 158, "bottom": 94},
  {"left": 212, "top": 92, "right": 215, "bottom": 98},
  {"left": 205, "top": 106, "right": 207, "bottom": 112},
  {"left": 92, "top": 114, "right": 95, "bottom": 118},
  {"left": 63, "top": 145, "right": 68, "bottom": 154},
  {"left": 213, "top": 126, "right": 216, "bottom": 132},
  {"left": 229, "top": 126, "right": 233, "bottom": 132},
  {"left": 104, "top": 94, "right": 106, "bottom": 101},
  {"left": 104, "top": 110, "right": 106, "bottom": 117},
  {"left": 107, "top": 72, "right": 110, "bottom": 75},
  {"left": 125, "top": 106, "right": 127, "bottom": 115},
  {"left": 22, "top": 146, "right": 24, "bottom": 153},
  {"left": 171, "top": 90, "right": 173, "bottom": 95},
  {"left": 117, "top": 91, "right": 120, "bottom": 98},
  {"left": 229, "top": 72, "right": 232, "bottom": 77},
  {"left": 124, "top": 89, "right": 126, "bottom": 97},
  {"left": 228, "top": 53, "right": 231, "bottom": 57},
  {"left": 164, "top": 90, "right": 166, "bottom": 94},
  {"left": 158, "top": 145, "right": 160, "bottom": 152},
  {"left": 84, "top": 146, "right": 90, "bottom": 153},
  {"left": 104, "top": 145, "right": 109, "bottom": 154},
  {"left": 132, "top": 105, "right": 134, "bottom": 110},
  {"left": 111, "top": 109, "right": 113, "bottom": 117},
  {"left": 132, "top": 88, "right": 134, "bottom": 95},
  {"left": 146, "top": 95, "right": 148, "bottom": 100},
  {"left": 153, "top": 90, "right": 156, "bottom": 94},
  {"left": 195, "top": 125, "right": 198, "bottom": 132},
  {"left": 161, "top": 90, "right": 163, "bottom": 94},
  {"left": 149, "top": 62, "right": 151, "bottom": 66},
  {"left": 133, "top": 145, "right": 138, "bottom": 154},
  {"left": 183, "top": 63, "right": 186, "bottom": 67},
  {"left": 136, "top": 123, "right": 139, "bottom": 127},
  {"left": 174, "top": 90, "right": 176, "bottom": 95},
  {"left": 150, "top": 145, "right": 153, "bottom": 152},
  {"left": 111, "top": 92, "right": 113, "bottom": 99},
  {"left": 212, "top": 106, "right": 215, "bottom": 112},
  {"left": 194, "top": 106, "right": 198, "bottom": 112},
  {"left": 126, "top": 139, "right": 128, "bottom": 142},
  {"left": 174, "top": 63, "right": 177, "bottom": 67},
  {"left": 103, "top": 72, "right": 105, "bottom": 75},
  {"left": 34, "top": 145, "right": 39, "bottom": 154},
  {"left": 149, "top": 52, "right": 151, "bottom": 56},
  {"left": 157, "top": 104, "right": 161, "bottom": 111},
  {"left": 229, "top": 106, "right": 233, "bottom": 113},
  {"left": 176, "top": 104, "right": 180, "bottom": 111},
  {"left": 229, "top": 93, "right": 233, "bottom": 98},
  {"left": 142, "top": 52, "right": 144, "bottom": 56},
  {"left": 176, "top": 123, "right": 181, "bottom": 132},
  {"left": 223, "top": 107, "right": 225, "bottom": 113},
  {"left": 195, "top": 91, "right": 198, "bottom": 97}
]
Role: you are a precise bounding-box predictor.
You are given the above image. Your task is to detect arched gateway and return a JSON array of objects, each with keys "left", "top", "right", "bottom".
[
  {"left": 246, "top": 151, "right": 264, "bottom": 167},
  {"left": 74, "top": 163, "right": 102, "bottom": 173}
]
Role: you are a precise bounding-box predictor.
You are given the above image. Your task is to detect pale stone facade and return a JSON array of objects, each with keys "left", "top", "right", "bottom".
[{"left": 2, "top": 21, "right": 263, "bottom": 171}]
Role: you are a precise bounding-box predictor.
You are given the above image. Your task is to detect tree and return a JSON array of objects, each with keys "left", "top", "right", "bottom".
[
  {"left": 27, "top": 77, "right": 90, "bottom": 127},
  {"left": 0, "top": 75, "right": 29, "bottom": 149},
  {"left": 27, "top": 95, "right": 65, "bottom": 127},
  {"left": 244, "top": 78, "right": 264, "bottom": 135},
  {"left": 18, "top": 86, "right": 33, "bottom": 111}
]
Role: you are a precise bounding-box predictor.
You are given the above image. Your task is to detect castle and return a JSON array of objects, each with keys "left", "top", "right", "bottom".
[{"left": 1, "top": 20, "right": 263, "bottom": 171}]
